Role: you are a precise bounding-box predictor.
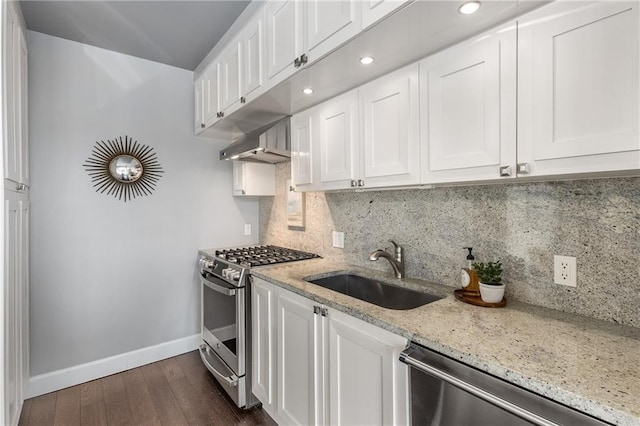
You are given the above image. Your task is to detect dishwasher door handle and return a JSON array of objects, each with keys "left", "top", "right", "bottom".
[{"left": 399, "top": 353, "right": 559, "bottom": 426}]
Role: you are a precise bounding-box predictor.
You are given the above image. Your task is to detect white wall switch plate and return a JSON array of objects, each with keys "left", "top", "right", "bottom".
[
  {"left": 554, "top": 255, "right": 577, "bottom": 287},
  {"left": 332, "top": 231, "right": 344, "bottom": 249},
  {"left": 244, "top": 224, "right": 252, "bottom": 236}
]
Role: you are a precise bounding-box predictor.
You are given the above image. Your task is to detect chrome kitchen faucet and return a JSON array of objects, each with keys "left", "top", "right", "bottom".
[{"left": 369, "top": 240, "right": 405, "bottom": 279}]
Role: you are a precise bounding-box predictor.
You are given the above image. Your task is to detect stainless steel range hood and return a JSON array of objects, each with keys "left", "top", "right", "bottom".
[{"left": 219, "top": 117, "right": 290, "bottom": 163}]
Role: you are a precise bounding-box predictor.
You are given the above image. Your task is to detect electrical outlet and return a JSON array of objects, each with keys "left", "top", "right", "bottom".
[
  {"left": 332, "top": 231, "right": 344, "bottom": 249},
  {"left": 554, "top": 255, "right": 577, "bottom": 287},
  {"left": 244, "top": 224, "right": 252, "bottom": 236}
]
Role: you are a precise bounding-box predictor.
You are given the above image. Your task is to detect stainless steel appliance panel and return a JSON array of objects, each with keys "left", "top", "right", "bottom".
[
  {"left": 201, "top": 273, "right": 245, "bottom": 375},
  {"left": 199, "top": 342, "right": 246, "bottom": 408},
  {"left": 400, "top": 343, "right": 610, "bottom": 426}
]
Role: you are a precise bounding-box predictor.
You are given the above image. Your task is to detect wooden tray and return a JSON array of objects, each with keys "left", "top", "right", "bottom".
[{"left": 454, "top": 289, "right": 507, "bottom": 308}]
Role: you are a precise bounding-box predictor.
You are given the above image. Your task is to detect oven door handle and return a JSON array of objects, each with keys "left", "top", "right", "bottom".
[
  {"left": 201, "top": 275, "right": 236, "bottom": 296},
  {"left": 199, "top": 345, "right": 239, "bottom": 387}
]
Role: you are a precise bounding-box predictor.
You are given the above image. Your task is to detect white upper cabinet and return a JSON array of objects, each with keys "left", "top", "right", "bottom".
[
  {"left": 304, "top": 0, "right": 361, "bottom": 64},
  {"left": 194, "top": 75, "right": 205, "bottom": 133},
  {"left": 518, "top": 1, "right": 640, "bottom": 177},
  {"left": 291, "top": 110, "right": 315, "bottom": 190},
  {"left": 241, "top": 13, "right": 265, "bottom": 103},
  {"left": 4, "top": 5, "right": 28, "bottom": 187},
  {"left": 220, "top": 39, "right": 243, "bottom": 115},
  {"left": 265, "top": 0, "right": 362, "bottom": 90},
  {"left": 232, "top": 162, "right": 276, "bottom": 196},
  {"left": 317, "top": 90, "right": 359, "bottom": 190},
  {"left": 291, "top": 66, "right": 419, "bottom": 192},
  {"left": 17, "top": 26, "right": 28, "bottom": 187},
  {"left": 360, "top": 64, "right": 420, "bottom": 188},
  {"left": 362, "top": 0, "right": 413, "bottom": 29},
  {"left": 265, "top": 0, "right": 304, "bottom": 90},
  {"left": 204, "top": 62, "right": 221, "bottom": 127},
  {"left": 420, "top": 23, "right": 517, "bottom": 184}
]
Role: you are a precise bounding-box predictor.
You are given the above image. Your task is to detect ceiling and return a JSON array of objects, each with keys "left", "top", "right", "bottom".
[{"left": 20, "top": 0, "right": 251, "bottom": 71}]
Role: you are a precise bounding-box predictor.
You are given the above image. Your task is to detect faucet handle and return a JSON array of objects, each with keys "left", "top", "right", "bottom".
[{"left": 388, "top": 240, "right": 402, "bottom": 254}]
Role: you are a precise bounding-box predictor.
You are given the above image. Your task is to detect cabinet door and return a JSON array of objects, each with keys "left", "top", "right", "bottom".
[
  {"left": 4, "top": 190, "right": 21, "bottom": 426},
  {"left": 362, "top": 0, "right": 412, "bottom": 29},
  {"left": 327, "top": 308, "right": 408, "bottom": 426},
  {"left": 220, "top": 40, "right": 243, "bottom": 115},
  {"left": 275, "top": 288, "right": 322, "bottom": 426},
  {"left": 304, "top": 0, "right": 361, "bottom": 64},
  {"left": 3, "top": 8, "right": 18, "bottom": 184},
  {"left": 17, "top": 29, "right": 28, "bottom": 187},
  {"left": 194, "top": 76, "right": 205, "bottom": 133},
  {"left": 204, "top": 62, "right": 221, "bottom": 127},
  {"left": 518, "top": 2, "right": 640, "bottom": 177},
  {"left": 317, "top": 90, "right": 359, "bottom": 190},
  {"left": 252, "top": 278, "right": 276, "bottom": 417},
  {"left": 18, "top": 192, "right": 28, "bottom": 402},
  {"left": 265, "top": 0, "right": 304, "bottom": 90},
  {"left": 291, "top": 110, "right": 315, "bottom": 190},
  {"left": 233, "top": 162, "right": 276, "bottom": 196},
  {"left": 420, "top": 24, "right": 516, "bottom": 184},
  {"left": 242, "top": 14, "right": 264, "bottom": 103},
  {"left": 360, "top": 64, "right": 420, "bottom": 188}
]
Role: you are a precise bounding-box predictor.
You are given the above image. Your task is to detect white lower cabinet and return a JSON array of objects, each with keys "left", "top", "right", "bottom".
[
  {"left": 3, "top": 189, "right": 28, "bottom": 426},
  {"left": 251, "top": 277, "right": 409, "bottom": 425}
]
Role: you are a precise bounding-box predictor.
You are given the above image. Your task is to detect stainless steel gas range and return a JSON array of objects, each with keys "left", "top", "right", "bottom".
[{"left": 198, "top": 245, "right": 320, "bottom": 408}]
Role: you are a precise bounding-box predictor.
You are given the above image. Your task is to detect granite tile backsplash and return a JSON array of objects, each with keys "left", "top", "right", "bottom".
[{"left": 260, "top": 163, "right": 640, "bottom": 327}]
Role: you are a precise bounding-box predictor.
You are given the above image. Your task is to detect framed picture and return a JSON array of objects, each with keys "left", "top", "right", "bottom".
[{"left": 286, "top": 179, "right": 305, "bottom": 230}]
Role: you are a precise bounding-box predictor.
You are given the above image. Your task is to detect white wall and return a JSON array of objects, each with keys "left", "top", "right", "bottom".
[{"left": 27, "top": 32, "right": 259, "bottom": 391}]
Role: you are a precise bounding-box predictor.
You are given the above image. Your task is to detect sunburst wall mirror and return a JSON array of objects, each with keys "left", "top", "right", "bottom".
[{"left": 83, "top": 136, "right": 164, "bottom": 202}]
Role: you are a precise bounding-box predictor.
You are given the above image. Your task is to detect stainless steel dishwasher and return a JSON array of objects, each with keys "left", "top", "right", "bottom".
[{"left": 399, "top": 343, "right": 610, "bottom": 426}]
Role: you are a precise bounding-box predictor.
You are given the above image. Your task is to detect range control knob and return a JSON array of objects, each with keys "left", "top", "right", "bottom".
[
  {"left": 229, "top": 270, "right": 241, "bottom": 281},
  {"left": 200, "top": 258, "right": 214, "bottom": 269}
]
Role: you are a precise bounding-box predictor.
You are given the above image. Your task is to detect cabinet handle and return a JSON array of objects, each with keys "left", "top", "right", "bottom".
[
  {"left": 289, "top": 185, "right": 295, "bottom": 192},
  {"left": 294, "top": 57, "right": 300, "bottom": 68},
  {"left": 517, "top": 163, "right": 530, "bottom": 175},
  {"left": 313, "top": 306, "right": 321, "bottom": 315},
  {"left": 200, "top": 123, "right": 205, "bottom": 128},
  {"left": 300, "top": 53, "right": 308, "bottom": 65},
  {"left": 499, "top": 166, "right": 512, "bottom": 177},
  {"left": 220, "top": 111, "right": 224, "bottom": 118},
  {"left": 358, "top": 180, "right": 365, "bottom": 187},
  {"left": 350, "top": 180, "right": 357, "bottom": 187},
  {"left": 216, "top": 112, "right": 220, "bottom": 118},
  {"left": 320, "top": 307, "right": 328, "bottom": 317},
  {"left": 240, "top": 96, "right": 246, "bottom": 104}
]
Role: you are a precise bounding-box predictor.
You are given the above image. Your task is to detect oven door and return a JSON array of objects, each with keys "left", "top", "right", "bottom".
[{"left": 200, "top": 273, "right": 245, "bottom": 376}]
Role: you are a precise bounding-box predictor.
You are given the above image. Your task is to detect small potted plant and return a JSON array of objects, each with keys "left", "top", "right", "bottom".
[{"left": 472, "top": 261, "right": 505, "bottom": 303}]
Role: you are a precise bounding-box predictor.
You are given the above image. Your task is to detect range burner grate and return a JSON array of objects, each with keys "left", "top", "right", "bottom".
[{"left": 215, "top": 245, "right": 321, "bottom": 267}]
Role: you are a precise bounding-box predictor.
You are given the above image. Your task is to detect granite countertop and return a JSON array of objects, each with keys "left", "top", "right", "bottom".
[{"left": 249, "top": 258, "right": 640, "bottom": 426}]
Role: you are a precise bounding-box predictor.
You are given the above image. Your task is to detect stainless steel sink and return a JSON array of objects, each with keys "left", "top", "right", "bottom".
[{"left": 305, "top": 274, "right": 441, "bottom": 310}]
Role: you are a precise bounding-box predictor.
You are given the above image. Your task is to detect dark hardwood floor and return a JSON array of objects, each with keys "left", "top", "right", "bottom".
[{"left": 19, "top": 351, "right": 276, "bottom": 426}]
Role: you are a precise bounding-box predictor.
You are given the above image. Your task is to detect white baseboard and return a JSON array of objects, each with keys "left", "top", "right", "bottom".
[{"left": 26, "top": 333, "right": 201, "bottom": 398}]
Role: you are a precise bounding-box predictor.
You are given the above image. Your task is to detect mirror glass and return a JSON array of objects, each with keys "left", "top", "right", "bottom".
[{"left": 109, "top": 155, "right": 143, "bottom": 182}]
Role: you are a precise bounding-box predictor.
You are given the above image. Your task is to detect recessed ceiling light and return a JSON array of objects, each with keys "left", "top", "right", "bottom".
[
  {"left": 302, "top": 88, "right": 314, "bottom": 95},
  {"left": 359, "top": 56, "right": 375, "bottom": 65},
  {"left": 458, "top": 1, "right": 481, "bottom": 14}
]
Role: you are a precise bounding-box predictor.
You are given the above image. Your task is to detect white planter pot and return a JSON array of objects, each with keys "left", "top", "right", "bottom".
[{"left": 479, "top": 282, "right": 505, "bottom": 303}]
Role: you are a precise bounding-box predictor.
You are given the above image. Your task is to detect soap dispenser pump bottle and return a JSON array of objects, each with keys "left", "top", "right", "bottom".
[{"left": 460, "top": 247, "right": 480, "bottom": 295}]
